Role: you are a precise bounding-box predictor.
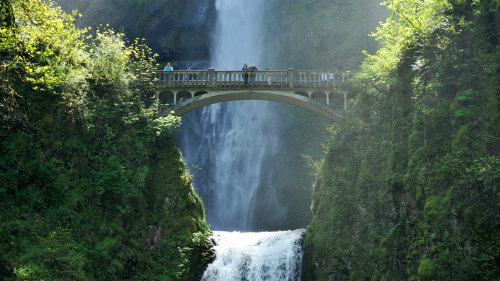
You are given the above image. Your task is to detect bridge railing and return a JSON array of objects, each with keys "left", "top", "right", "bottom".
[{"left": 154, "top": 69, "right": 352, "bottom": 88}]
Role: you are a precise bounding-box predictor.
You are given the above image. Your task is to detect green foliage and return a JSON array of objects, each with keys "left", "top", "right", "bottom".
[
  {"left": 304, "top": 0, "right": 499, "bottom": 280},
  {"left": 424, "top": 196, "right": 442, "bottom": 219},
  {"left": 418, "top": 259, "right": 437, "bottom": 281},
  {"left": 0, "top": 0, "right": 210, "bottom": 280},
  {"left": 10, "top": 0, "right": 88, "bottom": 91},
  {"left": 152, "top": 115, "right": 182, "bottom": 137},
  {"left": 14, "top": 228, "right": 87, "bottom": 280},
  {"left": 359, "top": 0, "right": 453, "bottom": 86},
  {"left": 89, "top": 28, "right": 131, "bottom": 82}
]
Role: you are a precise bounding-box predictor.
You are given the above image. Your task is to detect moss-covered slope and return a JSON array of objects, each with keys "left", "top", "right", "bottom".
[{"left": 304, "top": 0, "right": 499, "bottom": 280}]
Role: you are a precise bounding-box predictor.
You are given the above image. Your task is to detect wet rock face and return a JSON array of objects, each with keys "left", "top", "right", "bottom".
[
  {"left": 143, "top": 225, "right": 162, "bottom": 250},
  {"left": 55, "top": 0, "right": 216, "bottom": 62}
]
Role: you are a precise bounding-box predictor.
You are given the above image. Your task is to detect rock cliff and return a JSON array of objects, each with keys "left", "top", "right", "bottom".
[{"left": 55, "top": 0, "right": 216, "bottom": 62}]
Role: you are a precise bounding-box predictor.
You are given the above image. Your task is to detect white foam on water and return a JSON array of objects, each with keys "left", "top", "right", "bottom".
[{"left": 202, "top": 229, "right": 305, "bottom": 281}]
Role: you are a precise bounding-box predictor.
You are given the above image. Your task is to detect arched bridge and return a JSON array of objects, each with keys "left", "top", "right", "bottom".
[{"left": 151, "top": 69, "right": 353, "bottom": 121}]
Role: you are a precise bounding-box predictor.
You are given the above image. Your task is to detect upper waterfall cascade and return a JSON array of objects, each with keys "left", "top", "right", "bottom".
[{"left": 179, "top": 0, "right": 282, "bottom": 231}]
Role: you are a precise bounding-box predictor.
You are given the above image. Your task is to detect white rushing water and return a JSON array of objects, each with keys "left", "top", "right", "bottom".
[{"left": 202, "top": 230, "right": 305, "bottom": 281}]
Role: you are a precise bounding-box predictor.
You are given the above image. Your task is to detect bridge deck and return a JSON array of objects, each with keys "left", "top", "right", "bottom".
[{"left": 154, "top": 69, "right": 353, "bottom": 89}]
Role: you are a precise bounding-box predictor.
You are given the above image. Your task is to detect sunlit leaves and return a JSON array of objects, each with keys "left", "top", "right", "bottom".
[
  {"left": 89, "top": 28, "right": 130, "bottom": 83},
  {"left": 359, "top": 0, "right": 453, "bottom": 84},
  {"left": 127, "top": 38, "right": 159, "bottom": 92},
  {"left": 12, "top": 0, "right": 88, "bottom": 91},
  {"left": 1, "top": 0, "right": 182, "bottom": 136},
  {"left": 151, "top": 114, "right": 182, "bottom": 137}
]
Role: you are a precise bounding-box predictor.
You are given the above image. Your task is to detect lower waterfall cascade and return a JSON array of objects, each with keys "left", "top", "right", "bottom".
[{"left": 202, "top": 230, "right": 305, "bottom": 281}]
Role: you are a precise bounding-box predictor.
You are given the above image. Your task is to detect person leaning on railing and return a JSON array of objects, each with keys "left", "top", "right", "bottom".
[
  {"left": 249, "top": 64, "right": 257, "bottom": 85},
  {"left": 164, "top": 62, "right": 174, "bottom": 71},
  {"left": 242, "top": 63, "right": 249, "bottom": 85},
  {"left": 164, "top": 62, "right": 174, "bottom": 82}
]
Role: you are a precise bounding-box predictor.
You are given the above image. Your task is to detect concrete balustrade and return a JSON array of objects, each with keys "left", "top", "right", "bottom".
[
  {"left": 154, "top": 69, "right": 352, "bottom": 88},
  {"left": 151, "top": 69, "right": 353, "bottom": 121}
]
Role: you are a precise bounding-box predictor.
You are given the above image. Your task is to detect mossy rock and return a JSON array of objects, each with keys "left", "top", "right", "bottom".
[
  {"left": 418, "top": 259, "right": 437, "bottom": 281},
  {"left": 452, "top": 124, "right": 472, "bottom": 152},
  {"left": 424, "top": 196, "right": 442, "bottom": 219}
]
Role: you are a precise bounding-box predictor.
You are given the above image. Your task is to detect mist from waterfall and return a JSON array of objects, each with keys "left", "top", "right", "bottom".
[
  {"left": 211, "top": 0, "right": 264, "bottom": 69},
  {"left": 178, "top": 0, "right": 285, "bottom": 231}
]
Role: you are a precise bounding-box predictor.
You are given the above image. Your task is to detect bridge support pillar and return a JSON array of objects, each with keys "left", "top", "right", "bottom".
[
  {"left": 174, "top": 92, "right": 177, "bottom": 105},
  {"left": 288, "top": 68, "right": 294, "bottom": 88},
  {"left": 326, "top": 93, "right": 330, "bottom": 106}
]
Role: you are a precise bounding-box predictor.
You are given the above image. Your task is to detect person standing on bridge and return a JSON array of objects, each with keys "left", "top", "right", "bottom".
[
  {"left": 242, "top": 63, "right": 249, "bottom": 85},
  {"left": 164, "top": 62, "right": 174, "bottom": 71},
  {"left": 164, "top": 62, "right": 174, "bottom": 83},
  {"left": 249, "top": 64, "right": 257, "bottom": 86}
]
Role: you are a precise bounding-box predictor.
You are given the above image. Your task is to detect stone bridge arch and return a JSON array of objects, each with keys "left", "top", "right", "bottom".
[
  {"left": 150, "top": 69, "right": 353, "bottom": 122},
  {"left": 155, "top": 89, "right": 346, "bottom": 122}
]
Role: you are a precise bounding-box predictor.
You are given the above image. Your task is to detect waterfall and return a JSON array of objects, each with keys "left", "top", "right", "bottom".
[
  {"left": 201, "top": 230, "right": 305, "bottom": 281},
  {"left": 210, "top": 0, "right": 264, "bottom": 68},
  {"left": 177, "top": 0, "right": 305, "bottom": 279},
  {"left": 178, "top": 0, "right": 284, "bottom": 231}
]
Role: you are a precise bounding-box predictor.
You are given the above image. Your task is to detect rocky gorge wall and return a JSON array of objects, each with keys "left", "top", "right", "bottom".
[
  {"left": 55, "top": 0, "right": 216, "bottom": 63},
  {"left": 303, "top": 1, "right": 499, "bottom": 280}
]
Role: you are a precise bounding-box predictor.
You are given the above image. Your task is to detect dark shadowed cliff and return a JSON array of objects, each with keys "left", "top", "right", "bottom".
[{"left": 55, "top": 0, "right": 216, "bottom": 62}]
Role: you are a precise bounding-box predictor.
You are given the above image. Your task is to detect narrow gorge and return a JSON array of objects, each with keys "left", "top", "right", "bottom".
[{"left": 0, "top": 0, "right": 498, "bottom": 281}]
